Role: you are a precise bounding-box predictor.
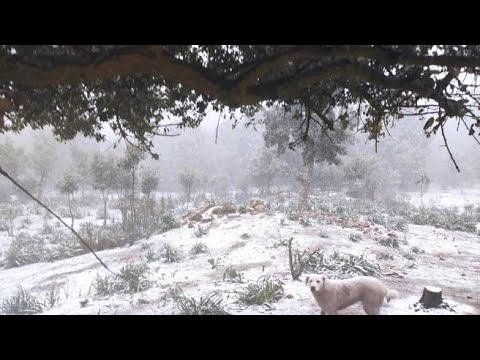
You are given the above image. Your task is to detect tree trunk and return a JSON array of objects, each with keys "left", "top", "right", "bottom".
[
  {"left": 419, "top": 286, "right": 443, "bottom": 308},
  {"left": 298, "top": 158, "right": 314, "bottom": 212},
  {"left": 131, "top": 167, "right": 136, "bottom": 207},
  {"left": 101, "top": 190, "right": 108, "bottom": 227},
  {"left": 68, "top": 193, "right": 75, "bottom": 229},
  {"left": 37, "top": 172, "right": 46, "bottom": 200},
  {"left": 8, "top": 216, "right": 14, "bottom": 237},
  {"left": 186, "top": 187, "right": 191, "bottom": 211}
]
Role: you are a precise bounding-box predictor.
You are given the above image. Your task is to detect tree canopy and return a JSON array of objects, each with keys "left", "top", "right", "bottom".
[{"left": 1, "top": 45, "right": 480, "bottom": 165}]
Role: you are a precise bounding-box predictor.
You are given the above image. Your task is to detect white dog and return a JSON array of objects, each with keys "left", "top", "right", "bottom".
[{"left": 305, "top": 275, "right": 399, "bottom": 315}]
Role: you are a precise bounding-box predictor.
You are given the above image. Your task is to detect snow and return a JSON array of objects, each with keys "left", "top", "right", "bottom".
[
  {"left": 1, "top": 198, "right": 479, "bottom": 315},
  {"left": 406, "top": 188, "right": 480, "bottom": 209}
]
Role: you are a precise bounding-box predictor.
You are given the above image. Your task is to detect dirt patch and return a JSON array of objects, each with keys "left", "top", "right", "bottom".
[
  {"left": 41, "top": 262, "right": 101, "bottom": 283},
  {"left": 30, "top": 280, "right": 66, "bottom": 293},
  {"left": 229, "top": 241, "right": 248, "bottom": 251},
  {"left": 114, "top": 248, "right": 143, "bottom": 262},
  {"left": 172, "top": 280, "right": 196, "bottom": 289},
  {"left": 235, "top": 260, "right": 272, "bottom": 272}
]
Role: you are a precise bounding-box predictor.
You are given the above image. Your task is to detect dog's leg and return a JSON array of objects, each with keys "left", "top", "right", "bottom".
[
  {"left": 323, "top": 310, "right": 337, "bottom": 315},
  {"left": 362, "top": 303, "right": 381, "bottom": 315}
]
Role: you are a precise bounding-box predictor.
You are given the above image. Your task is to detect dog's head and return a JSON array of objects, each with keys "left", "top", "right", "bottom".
[{"left": 305, "top": 275, "right": 326, "bottom": 293}]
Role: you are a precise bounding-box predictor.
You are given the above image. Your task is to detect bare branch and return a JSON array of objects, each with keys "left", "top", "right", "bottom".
[
  {"left": 440, "top": 120, "right": 461, "bottom": 172},
  {"left": 215, "top": 109, "right": 223, "bottom": 145}
]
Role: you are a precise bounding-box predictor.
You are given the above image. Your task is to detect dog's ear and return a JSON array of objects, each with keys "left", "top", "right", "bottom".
[{"left": 305, "top": 276, "right": 310, "bottom": 284}]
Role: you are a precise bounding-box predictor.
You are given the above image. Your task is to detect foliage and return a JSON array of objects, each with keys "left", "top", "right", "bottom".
[
  {"left": 1, "top": 286, "right": 43, "bottom": 315},
  {"left": 3, "top": 45, "right": 479, "bottom": 165},
  {"left": 236, "top": 275, "right": 284, "bottom": 306},
  {"left": 171, "top": 287, "right": 230, "bottom": 315}
]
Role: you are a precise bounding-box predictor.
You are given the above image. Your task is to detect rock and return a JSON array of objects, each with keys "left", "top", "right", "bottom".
[
  {"left": 211, "top": 206, "right": 224, "bottom": 216},
  {"left": 222, "top": 202, "right": 237, "bottom": 214},
  {"left": 250, "top": 198, "right": 265, "bottom": 208},
  {"left": 188, "top": 222, "right": 194, "bottom": 228},
  {"left": 286, "top": 294, "right": 294, "bottom": 299},
  {"left": 201, "top": 215, "right": 214, "bottom": 223},
  {"left": 183, "top": 210, "right": 194, "bottom": 219},
  {"left": 190, "top": 213, "right": 202, "bottom": 222},
  {"left": 238, "top": 205, "right": 247, "bottom": 214},
  {"left": 198, "top": 202, "right": 216, "bottom": 214},
  {"left": 254, "top": 204, "right": 267, "bottom": 212}
]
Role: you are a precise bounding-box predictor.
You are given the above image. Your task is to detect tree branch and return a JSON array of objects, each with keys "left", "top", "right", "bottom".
[
  {"left": 0, "top": 45, "right": 229, "bottom": 101},
  {"left": 1, "top": 45, "right": 480, "bottom": 119},
  {"left": 440, "top": 121, "right": 461, "bottom": 172}
]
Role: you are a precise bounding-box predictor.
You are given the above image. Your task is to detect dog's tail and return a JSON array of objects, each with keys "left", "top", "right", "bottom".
[{"left": 385, "top": 289, "right": 399, "bottom": 302}]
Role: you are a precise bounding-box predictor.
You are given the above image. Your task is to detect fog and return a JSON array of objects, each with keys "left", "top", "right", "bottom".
[{"left": 1, "top": 109, "right": 478, "bottom": 202}]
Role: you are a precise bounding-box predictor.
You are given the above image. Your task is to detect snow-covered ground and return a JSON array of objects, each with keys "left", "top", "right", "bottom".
[
  {"left": 406, "top": 187, "right": 480, "bottom": 209},
  {"left": 1, "top": 200, "right": 479, "bottom": 315}
]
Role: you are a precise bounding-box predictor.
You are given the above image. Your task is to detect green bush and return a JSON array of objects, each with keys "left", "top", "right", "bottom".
[
  {"left": 171, "top": 287, "right": 230, "bottom": 315},
  {"left": 1, "top": 286, "right": 43, "bottom": 315},
  {"left": 236, "top": 276, "right": 284, "bottom": 306}
]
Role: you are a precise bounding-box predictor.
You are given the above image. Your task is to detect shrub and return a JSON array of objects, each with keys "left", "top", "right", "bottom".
[
  {"left": 191, "top": 242, "right": 208, "bottom": 255},
  {"left": 161, "top": 243, "right": 183, "bottom": 263},
  {"left": 223, "top": 266, "right": 244, "bottom": 283},
  {"left": 92, "top": 263, "right": 153, "bottom": 296},
  {"left": 236, "top": 276, "right": 284, "bottom": 306},
  {"left": 1, "top": 286, "right": 43, "bottom": 315},
  {"left": 4, "top": 233, "right": 48, "bottom": 268},
  {"left": 171, "top": 287, "right": 229, "bottom": 315},
  {"left": 378, "top": 236, "right": 400, "bottom": 249}
]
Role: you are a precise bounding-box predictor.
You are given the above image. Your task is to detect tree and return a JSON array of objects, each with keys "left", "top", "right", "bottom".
[
  {"left": 90, "top": 153, "right": 118, "bottom": 226},
  {"left": 0, "top": 138, "right": 25, "bottom": 178},
  {"left": 116, "top": 143, "right": 146, "bottom": 236},
  {"left": 57, "top": 172, "right": 79, "bottom": 228},
  {"left": 1, "top": 45, "right": 480, "bottom": 170},
  {"left": 178, "top": 168, "right": 198, "bottom": 210},
  {"left": 69, "top": 142, "right": 92, "bottom": 198},
  {"left": 416, "top": 174, "right": 431, "bottom": 207},
  {"left": 341, "top": 154, "right": 394, "bottom": 202},
  {"left": 248, "top": 147, "right": 286, "bottom": 195},
  {"left": 29, "top": 133, "right": 58, "bottom": 200},
  {"left": 118, "top": 143, "right": 145, "bottom": 204},
  {"left": 263, "top": 106, "right": 352, "bottom": 210},
  {"left": 0, "top": 138, "right": 27, "bottom": 201},
  {"left": 373, "top": 120, "right": 431, "bottom": 192},
  {"left": 141, "top": 170, "right": 159, "bottom": 199},
  {"left": 208, "top": 175, "right": 230, "bottom": 200}
]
